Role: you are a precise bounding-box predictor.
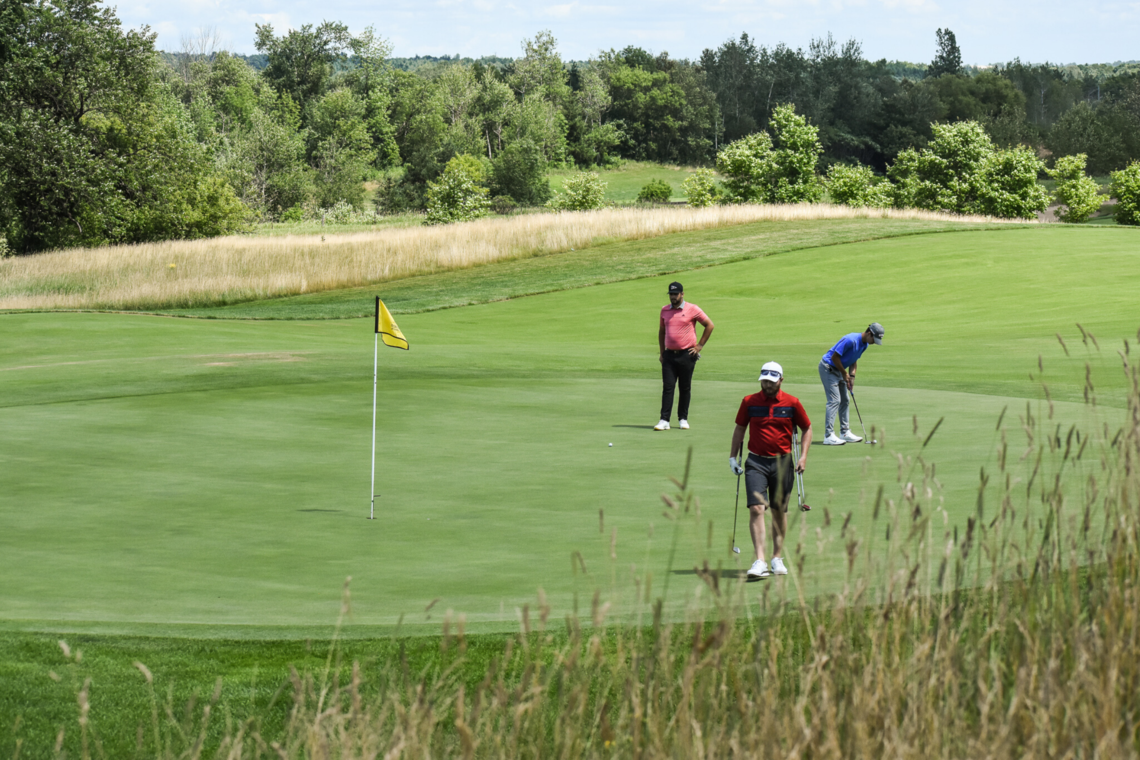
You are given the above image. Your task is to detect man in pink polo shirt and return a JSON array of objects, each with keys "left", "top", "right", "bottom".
[{"left": 655, "top": 281, "right": 715, "bottom": 431}]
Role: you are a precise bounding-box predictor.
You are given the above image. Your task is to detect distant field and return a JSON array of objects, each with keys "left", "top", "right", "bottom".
[{"left": 549, "top": 160, "right": 707, "bottom": 202}]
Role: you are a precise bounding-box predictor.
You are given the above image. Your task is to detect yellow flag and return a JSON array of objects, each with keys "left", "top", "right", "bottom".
[{"left": 374, "top": 297, "right": 409, "bottom": 350}]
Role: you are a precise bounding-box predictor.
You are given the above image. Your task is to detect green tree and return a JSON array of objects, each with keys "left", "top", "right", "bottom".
[
  {"left": 0, "top": 0, "right": 245, "bottom": 252},
  {"left": 682, "top": 169, "right": 718, "bottom": 207},
  {"left": 888, "top": 120, "right": 1047, "bottom": 218},
  {"left": 308, "top": 88, "right": 376, "bottom": 208},
  {"left": 1110, "top": 162, "right": 1140, "bottom": 226},
  {"left": 1048, "top": 154, "right": 1101, "bottom": 223},
  {"left": 928, "top": 29, "right": 963, "bottom": 78},
  {"left": 489, "top": 141, "right": 551, "bottom": 205},
  {"left": 825, "top": 163, "right": 891, "bottom": 207},
  {"left": 547, "top": 171, "right": 607, "bottom": 210},
  {"left": 254, "top": 21, "right": 351, "bottom": 114},
  {"left": 424, "top": 154, "right": 490, "bottom": 224},
  {"left": 717, "top": 104, "right": 823, "bottom": 204},
  {"left": 636, "top": 179, "right": 673, "bottom": 203}
]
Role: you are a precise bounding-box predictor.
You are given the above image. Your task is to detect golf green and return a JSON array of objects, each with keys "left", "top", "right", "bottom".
[{"left": 1, "top": 226, "right": 1136, "bottom": 636}]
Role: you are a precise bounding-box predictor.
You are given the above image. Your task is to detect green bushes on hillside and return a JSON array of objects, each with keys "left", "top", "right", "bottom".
[{"left": 1111, "top": 162, "right": 1140, "bottom": 225}]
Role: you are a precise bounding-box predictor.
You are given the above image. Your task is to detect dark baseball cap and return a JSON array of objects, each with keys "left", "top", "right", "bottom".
[
  {"left": 668, "top": 281, "right": 683, "bottom": 294},
  {"left": 868, "top": 322, "right": 885, "bottom": 345}
]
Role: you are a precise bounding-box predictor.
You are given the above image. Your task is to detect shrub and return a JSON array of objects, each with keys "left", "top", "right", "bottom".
[
  {"left": 717, "top": 104, "right": 823, "bottom": 204},
  {"left": 825, "top": 163, "right": 891, "bottom": 208},
  {"left": 1048, "top": 154, "right": 1102, "bottom": 223},
  {"left": 636, "top": 179, "right": 673, "bottom": 203},
  {"left": 1110, "top": 161, "right": 1140, "bottom": 226},
  {"left": 547, "top": 171, "right": 607, "bottom": 211},
  {"left": 974, "top": 146, "right": 1050, "bottom": 220},
  {"left": 424, "top": 155, "right": 491, "bottom": 225},
  {"left": 682, "top": 169, "right": 718, "bottom": 208},
  {"left": 888, "top": 121, "right": 1047, "bottom": 219},
  {"left": 0, "top": 236, "right": 10, "bottom": 258},
  {"left": 490, "top": 196, "right": 518, "bottom": 215},
  {"left": 490, "top": 141, "right": 551, "bottom": 207}
]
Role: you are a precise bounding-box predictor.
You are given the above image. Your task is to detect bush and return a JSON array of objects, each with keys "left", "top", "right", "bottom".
[
  {"left": 717, "top": 104, "right": 822, "bottom": 204},
  {"left": 489, "top": 141, "right": 551, "bottom": 207},
  {"left": 636, "top": 179, "right": 673, "bottom": 203},
  {"left": 0, "top": 236, "right": 10, "bottom": 258},
  {"left": 1048, "top": 154, "right": 1101, "bottom": 223},
  {"left": 825, "top": 163, "right": 891, "bottom": 208},
  {"left": 888, "top": 121, "right": 1047, "bottom": 219},
  {"left": 682, "top": 169, "right": 718, "bottom": 208},
  {"left": 973, "top": 146, "right": 1050, "bottom": 220},
  {"left": 424, "top": 155, "right": 491, "bottom": 225},
  {"left": 490, "top": 196, "right": 518, "bottom": 215},
  {"left": 1111, "top": 162, "right": 1140, "bottom": 226},
  {"left": 318, "top": 200, "right": 380, "bottom": 225},
  {"left": 547, "top": 172, "right": 607, "bottom": 211}
]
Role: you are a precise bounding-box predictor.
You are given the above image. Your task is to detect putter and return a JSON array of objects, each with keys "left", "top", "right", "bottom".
[
  {"left": 731, "top": 442, "right": 743, "bottom": 554},
  {"left": 792, "top": 430, "right": 811, "bottom": 512},
  {"left": 849, "top": 388, "right": 877, "bottom": 444}
]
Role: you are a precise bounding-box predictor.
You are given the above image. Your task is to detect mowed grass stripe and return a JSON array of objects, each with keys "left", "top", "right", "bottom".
[{"left": 160, "top": 217, "right": 1013, "bottom": 319}]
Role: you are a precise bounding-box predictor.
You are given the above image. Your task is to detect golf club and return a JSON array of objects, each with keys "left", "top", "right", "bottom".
[
  {"left": 849, "top": 387, "right": 878, "bottom": 444},
  {"left": 792, "top": 430, "right": 811, "bottom": 512},
  {"left": 731, "top": 442, "right": 742, "bottom": 554}
]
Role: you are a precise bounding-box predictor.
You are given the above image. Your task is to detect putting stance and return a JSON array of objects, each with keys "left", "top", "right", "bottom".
[
  {"left": 729, "top": 362, "right": 812, "bottom": 579},
  {"left": 818, "top": 323, "right": 884, "bottom": 445},
  {"left": 655, "top": 281, "right": 714, "bottom": 431}
]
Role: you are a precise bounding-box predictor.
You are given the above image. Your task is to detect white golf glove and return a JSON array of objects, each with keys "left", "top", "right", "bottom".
[{"left": 730, "top": 457, "right": 744, "bottom": 476}]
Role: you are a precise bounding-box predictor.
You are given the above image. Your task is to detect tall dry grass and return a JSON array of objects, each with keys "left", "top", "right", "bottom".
[
  {"left": 56, "top": 348, "right": 1140, "bottom": 758},
  {"left": 0, "top": 205, "right": 1003, "bottom": 311}
]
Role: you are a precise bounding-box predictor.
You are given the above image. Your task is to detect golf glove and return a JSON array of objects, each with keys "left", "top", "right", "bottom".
[{"left": 730, "top": 457, "right": 744, "bottom": 476}]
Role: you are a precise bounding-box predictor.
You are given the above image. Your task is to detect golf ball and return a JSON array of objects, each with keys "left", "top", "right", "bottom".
[{"left": 608, "top": 443, "right": 613, "bottom": 447}]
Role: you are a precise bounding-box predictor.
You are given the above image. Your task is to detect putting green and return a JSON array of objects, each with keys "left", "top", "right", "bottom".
[{"left": 1, "top": 226, "right": 1135, "bottom": 635}]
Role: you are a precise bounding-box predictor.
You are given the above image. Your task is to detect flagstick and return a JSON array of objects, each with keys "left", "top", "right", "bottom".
[{"left": 369, "top": 331, "right": 379, "bottom": 519}]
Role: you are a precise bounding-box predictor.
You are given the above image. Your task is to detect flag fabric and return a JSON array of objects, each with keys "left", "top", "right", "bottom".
[{"left": 374, "top": 297, "right": 409, "bottom": 350}]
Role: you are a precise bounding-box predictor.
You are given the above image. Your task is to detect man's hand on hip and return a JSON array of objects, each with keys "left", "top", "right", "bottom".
[{"left": 687, "top": 346, "right": 702, "bottom": 357}]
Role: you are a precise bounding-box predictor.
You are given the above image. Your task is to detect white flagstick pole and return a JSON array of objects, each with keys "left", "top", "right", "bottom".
[{"left": 370, "top": 330, "right": 379, "bottom": 519}]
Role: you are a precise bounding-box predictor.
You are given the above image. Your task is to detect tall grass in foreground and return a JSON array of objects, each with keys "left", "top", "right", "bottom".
[
  {"left": 39, "top": 344, "right": 1140, "bottom": 758},
  {"left": 0, "top": 205, "right": 1004, "bottom": 312}
]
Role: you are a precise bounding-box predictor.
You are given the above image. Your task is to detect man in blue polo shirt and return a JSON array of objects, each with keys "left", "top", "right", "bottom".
[{"left": 818, "top": 323, "right": 884, "bottom": 445}]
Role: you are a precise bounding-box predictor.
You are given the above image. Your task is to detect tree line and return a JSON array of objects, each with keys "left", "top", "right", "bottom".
[{"left": 2, "top": 0, "right": 1139, "bottom": 253}]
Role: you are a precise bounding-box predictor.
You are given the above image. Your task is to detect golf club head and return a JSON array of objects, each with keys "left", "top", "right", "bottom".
[
  {"left": 800, "top": 503, "right": 811, "bottom": 512},
  {"left": 732, "top": 546, "right": 741, "bottom": 554}
]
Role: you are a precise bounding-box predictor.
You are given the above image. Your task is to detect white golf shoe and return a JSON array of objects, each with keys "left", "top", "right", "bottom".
[
  {"left": 654, "top": 419, "right": 670, "bottom": 431},
  {"left": 770, "top": 557, "right": 788, "bottom": 575},
  {"left": 821, "top": 433, "right": 846, "bottom": 445},
  {"left": 841, "top": 430, "right": 863, "bottom": 443},
  {"left": 747, "top": 559, "right": 770, "bottom": 579},
  {"left": 678, "top": 419, "right": 690, "bottom": 430}
]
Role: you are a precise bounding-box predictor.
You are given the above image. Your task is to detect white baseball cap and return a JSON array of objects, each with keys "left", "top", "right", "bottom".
[{"left": 758, "top": 362, "right": 783, "bottom": 382}]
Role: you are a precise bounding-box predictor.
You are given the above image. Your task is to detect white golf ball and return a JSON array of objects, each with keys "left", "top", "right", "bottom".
[{"left": 608, "top": 443, "right": 613, "bottom": 447}]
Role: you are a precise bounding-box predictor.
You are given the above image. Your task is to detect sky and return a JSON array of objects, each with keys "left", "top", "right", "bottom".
[{"left": 116, "top": 0, "right": 1140, "bottom": 66}]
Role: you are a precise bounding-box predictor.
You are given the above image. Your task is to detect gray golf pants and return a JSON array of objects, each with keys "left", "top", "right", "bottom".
[{"left": 818, "top": 360, "right": 850, "bottom": 438}]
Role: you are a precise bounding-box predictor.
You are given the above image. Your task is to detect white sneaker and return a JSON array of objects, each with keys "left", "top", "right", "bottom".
[
  {"left": 654, "top": 419, "right": 670, "bottom": 431},
  {"left": 770, "top": 557, "right": 788, "bottom": 575},
  {"left": 678, "top": 419, "right": 690, "bottom": 430},
  {"left": 821, "top": 433, "right": 846, "bottom": 445},
  {"left": 841, "top": 430, "right": 863, "bottom": 443},
  {"left": 747, "top": 559, "right": 770, "bottom": 579}
]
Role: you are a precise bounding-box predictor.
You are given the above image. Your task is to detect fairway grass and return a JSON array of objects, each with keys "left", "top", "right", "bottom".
[
  {"left": 2, "top": 225, "right": 1138, "bottom": 635},
  {"left": 3, "top": 224, "right": 1140, "bottom": 758}
]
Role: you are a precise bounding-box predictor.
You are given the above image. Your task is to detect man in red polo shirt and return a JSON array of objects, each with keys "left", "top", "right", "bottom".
[
  {"left": 729, "top": 361, "right": 812, "bottom": 579},
  {"left": 655, "top": 281, "right": 715, "bottom": 431}
]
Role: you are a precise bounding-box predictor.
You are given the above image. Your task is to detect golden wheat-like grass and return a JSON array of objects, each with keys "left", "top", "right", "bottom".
[{"left": 0, "top": 205, "right": 1004, "bottom": 311}]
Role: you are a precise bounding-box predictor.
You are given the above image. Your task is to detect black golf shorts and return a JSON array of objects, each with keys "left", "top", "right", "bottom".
[{"left": 744, "top": 453, "right": 794, "bottom": 511}]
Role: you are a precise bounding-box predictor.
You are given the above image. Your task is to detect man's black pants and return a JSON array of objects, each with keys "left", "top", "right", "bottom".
[{"left": 660, "top": 349, "right": 697, "bottom": 421}]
